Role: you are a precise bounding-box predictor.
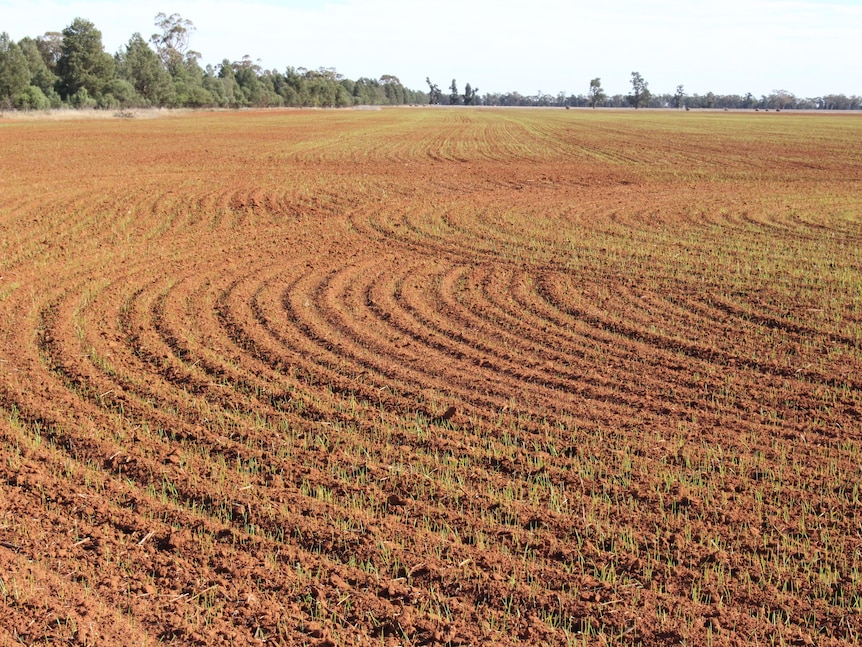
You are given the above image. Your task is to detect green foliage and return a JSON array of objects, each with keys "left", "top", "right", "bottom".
[
  {"left": 348, "top": 75, "right": 418, "bottom": 106},
  {"left": 334, "top": 83, "right": 352, "bottom": 107},
  {"left": 13, "top": 85, "right": 50, "bottom": 110},
  {"left": 627, "top": 71, "right": 650, "bottom": 109},
  {"left": 201, "top": 73, "right": 228, "bottom": 107},
  {"left": 69, "top": 86, "right": 97, "bottom": 108},
  {"left": 214, "top": 60, "right": 243, "bottom": 106},
  {"left": 4, "top": 14, "right": 428, "bottom": 111},
  {"left": 382, "top": 75, "right": 403, "bottom": 104},
  {"left": 57, "top": 18, "right": 115, "bottom": 100},
  {"left": 150, "top": 12, "right": 197, "bottom": 77},
  {"left": 426, "top": 77, "right": 442, "bottom": 104},
  {"left": 588, "top": 77, "right": 605, "bottom": 108},
  {"left": 0, "top": 32, "right": 30, "bottom": 107},
  {"left": 34, "top": 32, "right": 62, "bottom": 75},
  {"left": 116, "top": 33, "right": 173, "bottom": 106},
  {"left": 167, "top": 55, "right": 213, "bottom": 107},
  {"left": 449, "top": 78, "right": 460, "bottom": 105},
  {"left": 674, "top": 84, "right": 685, "bottom": 109},
  {"left": 101, "top": 78, "right": 137, "bottom": 108},
  {"left": 233, "top": 57, "right": 264, "bottom": 105},
  {"left": 463, "top": 82, "right": 479, "bottom": 105},
  {"left": 18, "top": 37, "right": 58, "bottom": 98}
]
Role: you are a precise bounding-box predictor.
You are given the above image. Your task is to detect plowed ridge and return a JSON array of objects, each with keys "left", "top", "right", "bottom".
[{"left": 1, "top": 109, "right": 861, "bottom": 646}]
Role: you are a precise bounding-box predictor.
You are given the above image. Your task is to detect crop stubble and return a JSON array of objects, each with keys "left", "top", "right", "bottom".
[{"left": 1, "top": 109, "right": 861, "bottom": 645}]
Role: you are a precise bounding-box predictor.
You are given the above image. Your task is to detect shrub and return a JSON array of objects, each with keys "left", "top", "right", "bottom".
[{"left": 14, "top": 85, "right": 50, "bottom": 110}]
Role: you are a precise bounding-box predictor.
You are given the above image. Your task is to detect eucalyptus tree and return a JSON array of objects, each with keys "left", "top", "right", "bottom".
[
  {"left": 150, "top": 12, "right": 198, "bottom": 77},
  {"left": 426, "top": 77, "right": 442, "bottom": 104},
  {"left": 588, "top": 77, "right": 605, "bottom": 108},
  {"left": 627, "top": 71, "right": 650, "bottom": 109},
  {"left": 674, "top": 84, "right": 685, "bottom": 109},
  {"left": 463, "top": 82, "right": 479, "bottom": 105},
  {"left": 35, "top": 32, "right": 62, "bottom": 74},
  {"left": 449, "top": 78, "right": 460, "bottom": 104}
]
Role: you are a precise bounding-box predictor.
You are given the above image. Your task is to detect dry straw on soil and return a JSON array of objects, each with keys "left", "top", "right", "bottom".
[{"left": 1, "top": 108, "right": 861, "bottom": 646}]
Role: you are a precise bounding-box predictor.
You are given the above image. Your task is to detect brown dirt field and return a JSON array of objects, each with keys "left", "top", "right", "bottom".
[{"left": 1, "top": 108, "right": 861, "bottom": 646}]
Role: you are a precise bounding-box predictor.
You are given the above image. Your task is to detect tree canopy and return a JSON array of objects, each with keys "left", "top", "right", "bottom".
[
  {"left": 0, "top": 32, "right": 30, "bottom": 108},
  {"left": 1, "top": 14, "right": 427, "bottom": 111},
  {"left": 627, "top": 71, "right": 650, "bottom": 109},
  {"left": 56, "top": 18, "right": 115, "bottom": 103},
  {"left": 588, "top": 77, "right": 605, "bottom": 108},
  {"left": 151, "top": 12, "right": 198, "bottom": 76},
  {"left": 117, "top": 33, "right": 173, "bottom": 106}
]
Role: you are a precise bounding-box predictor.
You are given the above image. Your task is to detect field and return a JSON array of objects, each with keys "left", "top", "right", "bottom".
[{"left": 1, "top": 107, "right": 861, "bottom": 646}]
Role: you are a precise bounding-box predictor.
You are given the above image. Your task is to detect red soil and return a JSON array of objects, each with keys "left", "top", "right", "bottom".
[{"left": 1, "top": 108, "right": 861, "bottom": 645}]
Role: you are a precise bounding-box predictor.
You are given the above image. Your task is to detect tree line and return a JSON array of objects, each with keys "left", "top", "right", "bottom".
[
  {"left": 2, "top": 17, "right": 859, "bottom": 112},
  {"left": 478, "top": 72, "right": 862, "bottom": 110},
  {"left": 428, "top": 73, "right": 861, "bottom": 111},
  {"left": 0, "top": 15, "right": 426, "bottom": 111}
]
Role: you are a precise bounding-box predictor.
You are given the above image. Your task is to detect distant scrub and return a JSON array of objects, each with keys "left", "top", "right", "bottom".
[{"left": 0, "top": 16, "right": 427, "bottom": 111}]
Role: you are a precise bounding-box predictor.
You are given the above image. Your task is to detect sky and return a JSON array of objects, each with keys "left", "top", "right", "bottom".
[{"left": 2, "top": 0, "right": 860, "bottom": 98}]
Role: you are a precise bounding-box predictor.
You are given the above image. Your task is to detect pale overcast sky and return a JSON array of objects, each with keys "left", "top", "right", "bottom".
[{"left": 2, "top": 0, "right": 859, "bottom": 97}]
